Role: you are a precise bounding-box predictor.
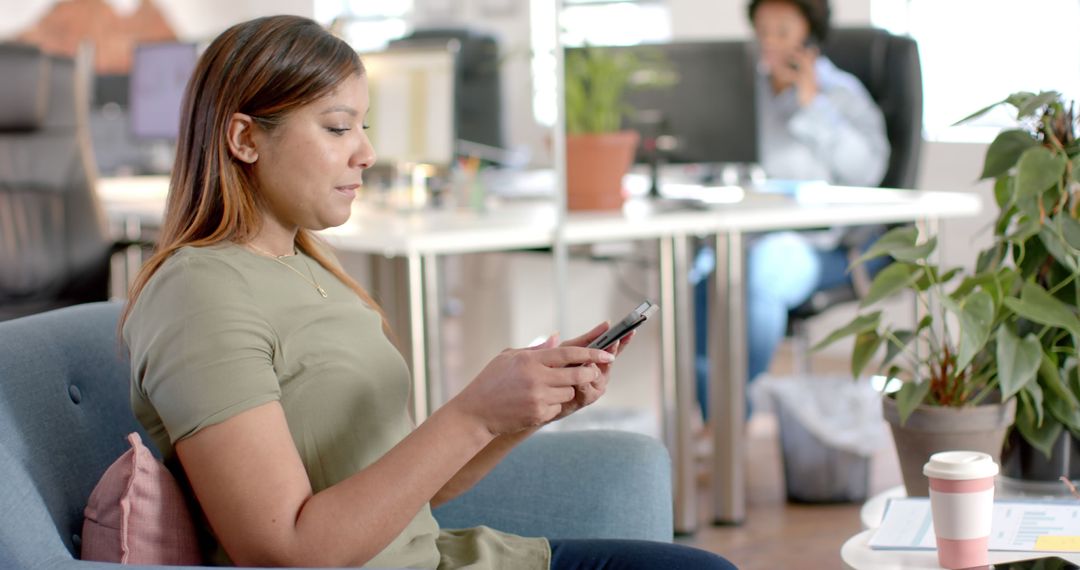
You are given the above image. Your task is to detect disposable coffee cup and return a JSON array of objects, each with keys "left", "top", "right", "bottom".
[{"left": 923, "top": 451, "right": 998, "bottom": 569}]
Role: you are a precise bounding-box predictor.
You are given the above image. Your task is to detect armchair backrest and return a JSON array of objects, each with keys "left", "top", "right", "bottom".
[
  {"left": 0, "top": 43, "right": 111, "bottom": 321},
  {"left": 822, "top": 27, "right": 924, "bottom": 189},
  {"left": 0, "top": 302, "right": 141, "bottom": 566}
]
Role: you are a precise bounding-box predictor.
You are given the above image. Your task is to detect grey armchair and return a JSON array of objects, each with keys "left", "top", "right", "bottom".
[
  {"left": 0, "top": 43, "right": 139, "bottom": 322},
  {"left": 0, "top": 302, "right": 673, "bottom": 569}
]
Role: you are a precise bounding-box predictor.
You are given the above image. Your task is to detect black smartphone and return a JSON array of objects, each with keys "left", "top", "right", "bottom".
[
  {"left": 587, "top": 301, "right": 659, "bottom": 351},
  {"left": 787, "top": 37, "right": 817, "bottom": 71}
]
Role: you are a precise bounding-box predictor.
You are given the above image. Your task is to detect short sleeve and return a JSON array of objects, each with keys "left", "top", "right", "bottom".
[{"left": 125, "top": 253, "right": 281, "bottom": 444}]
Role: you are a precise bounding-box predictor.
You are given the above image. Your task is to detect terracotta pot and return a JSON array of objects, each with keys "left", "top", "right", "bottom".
[
  {"left": 566, "top": 131, "right": 639, "bottom": 211},
  {"left": 883, "top": 396, "right": 1016, "bottom": 497}
]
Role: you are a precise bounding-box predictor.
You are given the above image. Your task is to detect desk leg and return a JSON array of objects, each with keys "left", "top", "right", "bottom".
[
  {"left": 422, "top": 253, "right": 444, "bottom": 410},
  {"left": 407, "top": 252, "right": 430, "bottom": 423},
  {"left": 660, "top": 235, "right": 698, "bottom": 534},
  {"left": 711, "top": 230, "right": 746, "bottom": 525}
]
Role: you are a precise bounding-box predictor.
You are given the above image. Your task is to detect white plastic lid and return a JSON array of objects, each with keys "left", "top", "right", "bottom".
[{"left": 923, "top": 451, "right": 999, "bottom": 480}]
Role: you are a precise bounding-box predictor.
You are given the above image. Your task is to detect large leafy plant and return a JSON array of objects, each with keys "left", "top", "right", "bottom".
[{"left": 816, "top": 92, "right": 1080, "bottom": 457}]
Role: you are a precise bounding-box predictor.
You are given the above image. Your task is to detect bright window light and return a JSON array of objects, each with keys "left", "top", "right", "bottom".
[
  {"left": 872, "top": 0, "right": 1080, "bottom": 143},
  {"left": 315, "top": 0, "right": 413, "bottom": 52},
  {"left": 530, "top": 0, "right": 673, "bottom": 127}
]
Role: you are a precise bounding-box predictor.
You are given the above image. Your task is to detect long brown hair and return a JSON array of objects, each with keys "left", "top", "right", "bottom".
[{"left": 120, "top": 15, "right": 388, "bottom": 333}]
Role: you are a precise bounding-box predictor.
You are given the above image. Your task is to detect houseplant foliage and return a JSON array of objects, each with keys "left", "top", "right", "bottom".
[
  {"left": 963, "top": 91, "right": 1080, "bottom": 460},
  {"left": 562, "top": 47, "right": 673, "bottom": 210},
  {"left": 815, "top": 91, "right": 1079, "bottom": 491}
]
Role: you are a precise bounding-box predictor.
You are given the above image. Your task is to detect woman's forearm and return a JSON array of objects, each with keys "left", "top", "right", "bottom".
[
  {"left": 431, "top": 426, "right": 539, "bottom": 508},
  {"left": 286, "top": 403, "right": 494, "bottom": 566}
]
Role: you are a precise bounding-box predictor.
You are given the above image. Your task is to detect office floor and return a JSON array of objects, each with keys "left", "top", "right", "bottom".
[{"left": 676, "top": 349, "right": 903, "bottom": 569}]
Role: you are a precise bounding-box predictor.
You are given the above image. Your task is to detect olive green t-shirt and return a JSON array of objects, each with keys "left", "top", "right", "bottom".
[{"left": 123, "top": 243, "right": 549, "bottom": 569}]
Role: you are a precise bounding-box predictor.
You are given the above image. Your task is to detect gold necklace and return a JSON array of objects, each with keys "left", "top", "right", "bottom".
[{"left": 246, "top": 243, "right": 328, "bottom": 298}]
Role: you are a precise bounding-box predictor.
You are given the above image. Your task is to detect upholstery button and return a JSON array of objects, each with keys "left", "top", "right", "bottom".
[{"left": 68, "top": 385, "right": 82, "bottom": 404}]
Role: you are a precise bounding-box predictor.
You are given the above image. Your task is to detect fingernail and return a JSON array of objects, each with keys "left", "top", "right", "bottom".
[{"left": 598, "top": 352, "right": 615, "bottom": 362}]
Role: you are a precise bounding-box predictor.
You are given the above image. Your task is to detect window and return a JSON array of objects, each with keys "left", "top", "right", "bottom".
[
  {"left": 531, "top": 0, "right": 673, "bottom": 126},
  {"left": 872, "top": 0, "right": 1080, "bottom": 142},
  {"left": 315, "top": 0, "right": 413, "bottom": 53}
]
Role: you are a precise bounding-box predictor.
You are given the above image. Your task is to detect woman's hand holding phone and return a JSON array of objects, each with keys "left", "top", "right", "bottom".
[
  {"left": 542, "top": 322, "right": 636, "bottom": 423},
  {"left": 771, "top": 44, "right": 820, "bottom": 107}
]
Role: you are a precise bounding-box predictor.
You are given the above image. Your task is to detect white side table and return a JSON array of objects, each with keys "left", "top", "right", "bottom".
[{"left": 844, "top": 485, "right": 1080, "bottom": 569}]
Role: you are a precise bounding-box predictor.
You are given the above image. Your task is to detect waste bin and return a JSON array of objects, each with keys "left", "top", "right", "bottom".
[{"left": 752, "top": 375, "right": 886, "bottom": 503}]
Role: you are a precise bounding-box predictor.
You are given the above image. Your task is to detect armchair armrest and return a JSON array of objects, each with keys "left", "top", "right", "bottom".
[{"left": 433, "top": 430, "right": 673, "bottom": 542}]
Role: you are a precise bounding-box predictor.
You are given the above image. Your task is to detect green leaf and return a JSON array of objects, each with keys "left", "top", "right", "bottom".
[
  {"left": 993, "top": 176, "right": 1015, "bottom": 209},
  {"left": 853, "top": 227, "right": 939, "bottom": 266},
  {"left": 812, "top": 311, "right": 881, "bottom": 351},
  {"left": 954, "top": 290, "right": 995, "bottom": 371},
  {"left": 1016, "top": 91, "right": 1062, "bottom": 118},
  {"left": 853, "top": 226, "right": 916, "bottom": 265},
  {"left": 1057, "top": 214, "right": 1080, "bottom": 252},
  {"left": 1003, "top": 282, "right": 1080, "bottom": 338},
  {"left": 976, "top": 244, "right": 1006, "bottom": 273},
  {"left": 860, "top": 263, "right": 917, "bottom": 307},
  {"left": 1039, "top": 225, "right": 1079, "bottom": 272},
  {"left": 1016, "top": 146, "right": 1067, "bottom": 200},
  {"left": 1025, "top": 380, "right": 1045, "bottom": 427},
  {"left": 1005, "top": 91, "right": 1038, "bottom": 109},
  {"left": 1040, "top": 353, "right": 1080, "bottom": 411},
  {"left": 996, "top": 327, "right": 1042, "bottom": 400},
  {"left": 912, "top": 266, "right": 961, "bottom": 292},
  {"left": 954, "top": 98, "right": 1005, "bottom": 126},
  {"left": 1016, "top": 390, "right": 1063, "bottom": 459},
  {"left": 1072, "top": 155, "right": 1080, "bottom": 184},
  {"left": 882, "top": 330, "right": 915, "bottom": 368},
  {"left": 895, "top": 380, "right": 931, "bottom": 425},
  {"left": 1006, "top": 216, "right": 1043, "bottom": 245},
  {"left": 852, "top": 330, "right": 883, "bottom": 379},
  {"left": 980, "top": 130, "right": 1038, "bottom": 179}
]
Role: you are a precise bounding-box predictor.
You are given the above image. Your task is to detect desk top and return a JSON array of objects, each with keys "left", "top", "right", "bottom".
[{"left": 98, "top": 176, "right": 983, "bottom": 256}]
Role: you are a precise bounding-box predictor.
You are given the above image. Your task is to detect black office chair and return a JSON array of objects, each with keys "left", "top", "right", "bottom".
[
  {"left": 0, "top": 43, "right": 136, "bottom": 321},
  {"left": 786, "top": 27, "right": 923, "bottom": 372}
]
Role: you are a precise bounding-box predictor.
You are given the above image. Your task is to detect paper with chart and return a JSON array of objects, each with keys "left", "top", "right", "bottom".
[{"left": 870, "top": 498, "right": 1080, "bottom": 552}]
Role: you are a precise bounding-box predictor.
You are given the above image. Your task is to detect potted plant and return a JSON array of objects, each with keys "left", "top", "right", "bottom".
[
  {"left": 813, "top": 226, "right": 1018, "bottom": 497},
  {"left": 959, "top": 91, "right": 1080, "bottom": 485},
  {"left": 815, "top": 91, "right": 1080, "bottom": 497},
  {"left": 563, "top": 47, "right": 646, "bottom": 211}
]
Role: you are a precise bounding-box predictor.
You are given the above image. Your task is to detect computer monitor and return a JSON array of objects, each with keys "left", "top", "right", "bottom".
[
  {"left": 569, "top": 41, "right": 759, "bottom": 166},
  {"left": 129, "top": 42, "right": 198, "bottom": 141},
  {"left": 361, "top": 47, "right": 456, "bottom": 167}
]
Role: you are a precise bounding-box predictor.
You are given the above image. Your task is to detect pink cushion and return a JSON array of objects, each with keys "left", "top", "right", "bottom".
[{"left": 81, "top": 432, "right": 202, "bottom": 565}]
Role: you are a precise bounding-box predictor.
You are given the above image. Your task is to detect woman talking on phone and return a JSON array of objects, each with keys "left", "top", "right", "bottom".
[
  {"left": 121, "top": 15, "right": 734, "bottom": 570},
  {"left": 695, "top": 0, "right": 891, "bottom": 419}
]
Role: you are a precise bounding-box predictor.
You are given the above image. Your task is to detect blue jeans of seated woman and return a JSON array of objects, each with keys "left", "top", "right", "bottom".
[
  {"left": 549, "top": 538, "right": 737, "bottom": 569},
  {"left": 693, "top": 230, "right": 881, "bottom": 421}
]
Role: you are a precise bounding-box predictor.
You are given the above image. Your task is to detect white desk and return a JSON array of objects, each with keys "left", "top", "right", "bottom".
[{"left": 97, "top": 176, "right": 982, "bottom": 534}]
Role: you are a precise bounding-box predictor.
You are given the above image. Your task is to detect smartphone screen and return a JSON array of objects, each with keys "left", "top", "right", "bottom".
[{"left": 587, "top": 301, "right": 659, "bottom": 351}]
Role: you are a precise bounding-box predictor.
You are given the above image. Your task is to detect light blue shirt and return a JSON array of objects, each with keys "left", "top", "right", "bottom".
[{"left": 756, "top": 56, "right": 890, "bottom": 188}]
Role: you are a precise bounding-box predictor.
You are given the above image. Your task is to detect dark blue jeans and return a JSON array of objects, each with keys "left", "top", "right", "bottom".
[
  {"left": 693, "top": 230, "right": 889, "bottom": 420},
  {"left": 549, "top": 539, "right": 737, "bottom": 569}
]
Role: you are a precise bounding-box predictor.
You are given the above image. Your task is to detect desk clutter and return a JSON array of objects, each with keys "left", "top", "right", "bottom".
[{"left": 872, "top": 497, "right": 1080, "bottom": 554}]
